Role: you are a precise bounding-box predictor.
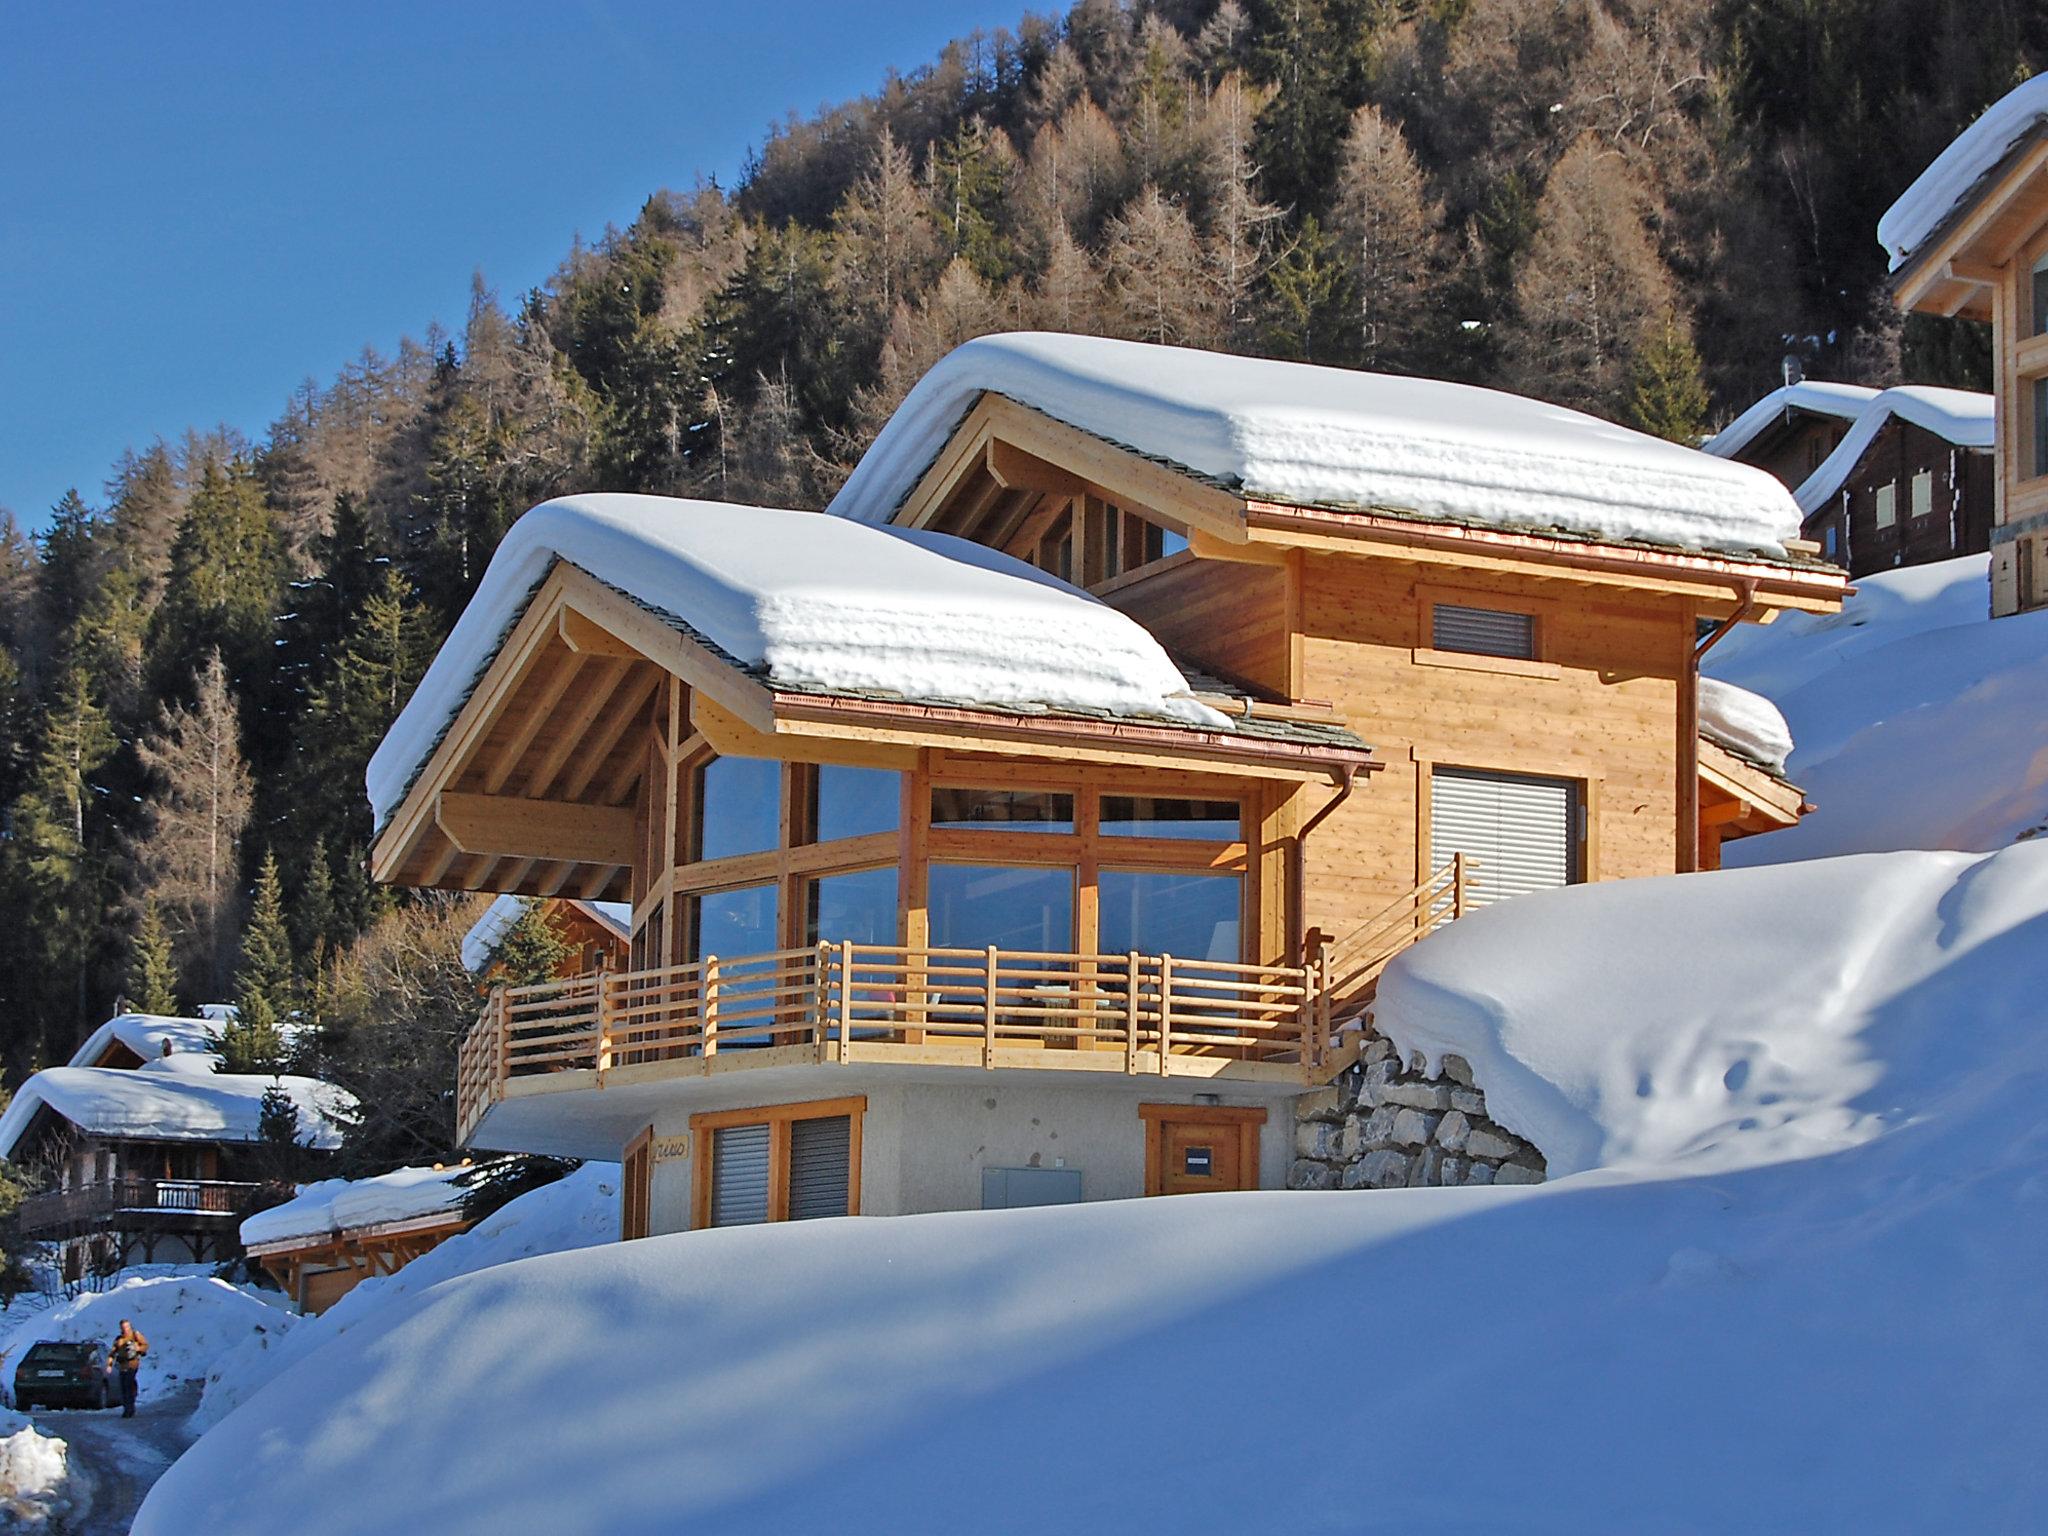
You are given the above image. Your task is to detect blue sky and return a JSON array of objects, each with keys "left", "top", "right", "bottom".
[{"left": 0, "top": 1, "right": 1028, "bottom": 529}]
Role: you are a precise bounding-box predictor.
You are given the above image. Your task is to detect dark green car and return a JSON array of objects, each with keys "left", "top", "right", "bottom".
[{"left": 12, "top": 1341, "right": 112, "bottom": 1411}]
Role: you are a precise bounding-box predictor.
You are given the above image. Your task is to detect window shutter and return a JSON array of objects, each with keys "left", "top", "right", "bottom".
[
  {"left": 1432, "top": 604, "right": 1536, "bottom": 660},
  {"left": 1875, "top": 483, "right": 1897, "bottom": 528},
  {"left": 710, "top": 1124, "right": 772, "bottom": 1226},
  {"left": 1429, "top": 768, "right": 1577, "bottom": 906},
  {"left": 1911, "top": 471, "right": 1933, "bottom": 518},
  {"left": 786, "top": 1115, "right": 852, "bottom": 1220}
]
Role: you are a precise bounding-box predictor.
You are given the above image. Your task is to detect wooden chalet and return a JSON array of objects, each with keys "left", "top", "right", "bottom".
[
  {"left": 368, "top": 335, "right": 1844, "bottom": 1236},
  {"left": 241, "top": 1165, "right": 474, "bottom": 1314},
  {"left": 461, "top": 894, "right": 630, "bottom": 982},
  {"left": 1885, "top": 78, "right": 2048, "bottom": 615},
  {"left": 1702, "top": 380, "right": 1878, "bottom": 491},
  {"left": 1791, "top": 388, "right": 1996, "bottom": 576}
]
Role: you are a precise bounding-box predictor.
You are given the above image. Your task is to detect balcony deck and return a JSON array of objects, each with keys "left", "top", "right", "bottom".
[{"left": 17, "top": 1178, "right": 267, "bottom": 1240}]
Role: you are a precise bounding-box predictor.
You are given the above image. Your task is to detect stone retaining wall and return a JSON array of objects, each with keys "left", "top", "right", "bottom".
[{"left": 1287, "top": 1033, "right": 1546, "bottom": 1190}]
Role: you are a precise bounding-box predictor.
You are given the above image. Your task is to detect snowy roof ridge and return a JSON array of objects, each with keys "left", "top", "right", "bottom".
[
  {"left": 368, "top": 495, "right": 1243, "bottom": 828},
  {"left": 825, "top": 333, "right": 1804, "bottom": 559},
  {"left": 1700, "top": 381, "right": 1881, "bottom": 461},
  {"left": 65, "top": 1012, "right": 224, "bottom": 1070},
  {"left": 1792, "top": 387, "right": 1995, "bottom": 517},
  {"left": 240, "top": 1165, "right": 472, "bottom": 1250},
  {"left": 0, "top": 1066, "right": 358, "bottom": 1160},
  {"left": 1880, "top": 77, "right": 2048, "bottom": 272}
]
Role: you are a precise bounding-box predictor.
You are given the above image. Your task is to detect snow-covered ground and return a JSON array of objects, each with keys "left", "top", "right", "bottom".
[
  {"left": 1707, "top": 553, "right": 2048, "bottom": 860},
  {"left": 191, "top": 1162, "right": 617, "bottom": 1434},
  {"left": 0, "top": 1276, "right": 290, "bottom": 1407},
  {"left": 137, "top": 845, "right": 2048, "bottom": 1534}
]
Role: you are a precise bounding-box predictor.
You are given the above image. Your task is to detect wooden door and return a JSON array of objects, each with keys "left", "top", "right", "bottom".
[{"left": 1140, "top": 1104, "right": 1266, "bottom": 1196}]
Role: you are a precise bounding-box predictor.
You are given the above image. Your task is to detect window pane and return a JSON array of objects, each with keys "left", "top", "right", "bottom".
[
  {"left": 931, "top": 787, "right": 1074, "bottom": 833},
  {"left": 929, "top": 864, "right": 1075, "bottom": 951},
  {"left": 1874, "top": 483, "right": 1896, "bottom": 529},
  {"left": 1100, "top": 796, "right": 1241, "bottom": 840},
  {"left": 1160, "top": 528, "right": 1189, "bottom": 558},
  {"left": 1098, "top": 871, "right": 1242, "bottom": 962},
  {"left": 812, "top": 766, "right": 900, "bottom": 842},
  {"left": 2035, "top": 380, "right": 2048, "bottom": 479},
  {"left": 687, "top": 882, "right": 780, "bottom": 961},
  {"left": 693, "top": 756, "right": 780, "bottom": 861},
  {"left": 806, "top": 866, "right": 898, "bottom": 946},
  {"left": 1911, "top": 470, "right": 1933, "bottom": 518},
  {"left": 2034, "top": 253, "right": 2048, "bottom": 336}
]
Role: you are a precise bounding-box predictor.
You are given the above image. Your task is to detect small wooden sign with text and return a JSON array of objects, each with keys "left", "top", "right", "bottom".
[{"left": 652, "top": 1136, "right": 691, "bottom": 1164}]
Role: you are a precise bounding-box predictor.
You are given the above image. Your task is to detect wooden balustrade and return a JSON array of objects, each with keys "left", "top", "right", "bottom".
[
  {"left": 1316, "top": 854, "right": 1476, "bottom": 1026},
  {"left": 17, "top": 1178, "right": 266, "bottom": 1236}
]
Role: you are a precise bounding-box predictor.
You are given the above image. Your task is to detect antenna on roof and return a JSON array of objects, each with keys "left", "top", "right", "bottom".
[{"left": 1782, "top": 354, "right": 1805, "bottom": 387}]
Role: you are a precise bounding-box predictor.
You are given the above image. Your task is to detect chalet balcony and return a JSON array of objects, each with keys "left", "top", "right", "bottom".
[{"left": 16, "top": 1177, "right": 268, "bottom": 1240}]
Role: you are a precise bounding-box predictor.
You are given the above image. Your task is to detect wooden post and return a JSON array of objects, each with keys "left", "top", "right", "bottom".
[
  {"left": 837, "top": 939, "right": 854, "bottom": 1064},
  {"left": 702, "top": 956, "right": 719, "bottom": 1058},
  {"left": 1125, "top": 952, "right": 1141, "bottom": 1074},
  {"left": 494, "top": 988, "right": 510, "bottom": 1100},
  {"left": 983, "top": 944, "right": 999, "bottom": 1069},
  {"left": 596, "top": 971, "right": 614, "bottom": 1077},
  {"left": 1157, "top": 954, "right": 1174, "bottom": 1075}
]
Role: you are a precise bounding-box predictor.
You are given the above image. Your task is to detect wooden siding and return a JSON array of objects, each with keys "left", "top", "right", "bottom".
[
  {"left": 1101, "top": 555, "right": 1293, "bottom": 697},
  {"left": 1800, "top": 418, "right": 1995, "bottom": 578},
  {"left": 1735, "top": 412, "right": 1857, "bottom": 491}
]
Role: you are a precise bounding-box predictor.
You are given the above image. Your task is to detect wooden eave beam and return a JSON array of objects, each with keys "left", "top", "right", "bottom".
[
  {"left": 436, "top": 791, "right": 637, "bottom": 868},
  {"left": 1892, "top": 137, "right": 2048, "bottom": 313},
  {"left": 558, "top": 607, "right": 645, "bottom": 658},
  {"left": 1698, "top": 741, "right": 1804, "bottom": 827}
]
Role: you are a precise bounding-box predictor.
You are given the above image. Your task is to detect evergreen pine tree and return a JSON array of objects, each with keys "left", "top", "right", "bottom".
[
  {"left": 1625, "top": 313, "right": 1712, "bottom": 443},
  {"left": 150, "top": 459, "right": 285, "bottom": 703},
  {"left": 254, "top": 1078, "right": 308, "bottom": 1185},
  {"left": 487, "top": 901, "right": 575, "bottom": 989},
  {"left": 127, "top": 898, "right": 180, "bottom": 1015},
  {"left": 224, "top": 849, "right": 293, "bottom": 1071},
  {"left": 1260, "top": 215, "right": 1354, "bottom": 363},
  {"left": 292, "top": 837, "right": 339, "bottom": 967}
]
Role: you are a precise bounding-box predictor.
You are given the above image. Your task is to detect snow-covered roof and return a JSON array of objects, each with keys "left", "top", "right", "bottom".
[
  {"left": 65, "top": 1012, "right": 223, "bottom": 1070},
  {"left": 1880, "top": 76, "right": 2048, "bottom": 272},
  {"left": 1792, "top": 387, "right": 1994, "bottom": 516},
  {"left": 1698, "top": 677, "right": 1793, "bottom": 775},
  {"left": 241, "top": 1165, "right": 472, "bottom": 1250},
  {"left": 0, "top": 1062, "right": 357, "bottom": 1161},
  {"left": 367, "top": 494, "right": 1240, "bottom": 828},
  {"left": 825, "top": 333, "right": 1805, "bottom": 559},
  {"left": 459, "top": 896, "right": 630, "bottom": 975},
  {"left": 1699, "top": 381, "right": 1880, "bottom": 461}
]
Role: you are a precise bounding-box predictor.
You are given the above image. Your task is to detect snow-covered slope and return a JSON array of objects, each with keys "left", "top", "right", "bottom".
[
  {"left": 827, "top": 333, "right": 1802, "bottom": 556},
  {"left": 191, "top": 1163, "right": 617, "bottom": 1434},
  {"left": 1707, "top": 553, "right": 2048, "bottom": 860},
  {"left": 138, "top": 848, "right": 2048, "bottom": 1535}
]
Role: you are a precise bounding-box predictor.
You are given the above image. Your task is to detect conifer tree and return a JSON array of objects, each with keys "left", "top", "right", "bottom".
[
  {"left": 224, "top": 849, "right": 293, "bottom": 1071},
  {"left": 127, "top": 898, "right": 180, "bottom": 1016},
  {"left": 488, "top": 901, "right": 575, "bottom": 990},
  {"left": 1103, "top": 186, "right": 1221, "bottom": 345},
  {"left": 1330, "top": 105, "right": 1440, "bottom": 369},
  {"left": 1261, "top": 215, "right": 1354, "bottom": 363},
  {"left": 1626, "top": 313, "right": 1712, "bottom": 443},
  {"left": 151, "top": 458, "right": 285, "bottom": 703}
]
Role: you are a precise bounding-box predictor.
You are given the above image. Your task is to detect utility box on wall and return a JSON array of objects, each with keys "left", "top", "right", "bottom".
[{"left": 982, "top": 1166, "right": 1083, "bottom": 1209}]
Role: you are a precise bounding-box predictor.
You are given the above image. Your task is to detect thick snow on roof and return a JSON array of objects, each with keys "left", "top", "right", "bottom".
[
  {"left": 366, "top": 493, "right": 1227, "bottom": 827},
  {"left": 139, "top": 844, "right": 2048, "bottom": 1533},
  {"left": 1698, "top": 676, "right": 1793, "bottom": 774},
  {"left": 0, "top": 1063, "right": 356, "bottom": 1160},
  {"left": 65, "top": 1011, "right": 221, "bottom": 1069},
  {"left": 241, "top": 1165, "right": 472, "bottom": 1249},
  {"left": 1791, "top": 386, "right": 1994, "bottom": 517},
  {"left": 460, "top": 896, "right": 630, "bottom": 974},
  {"left": 1707, "top": 553, "right": 2048, "bottom": 862},
  {"left": 1699, "top": 380, "right": 1879, "bottom": 460},
  {"left": 1880, "top": 76, "right": 2048, "bottom": 271},
  {"left": 826, "top": 333, "right": 1804, "bottom": 557}
]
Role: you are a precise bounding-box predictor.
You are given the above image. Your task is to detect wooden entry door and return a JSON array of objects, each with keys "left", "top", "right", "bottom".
[{"left": 1140, "top": 1104, "right": 1267, "bottom": 1196}]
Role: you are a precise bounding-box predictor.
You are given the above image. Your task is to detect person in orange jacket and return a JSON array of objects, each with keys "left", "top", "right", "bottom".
[{"left": 108, "top": 1320, "right": 148, "bottom": 1417}]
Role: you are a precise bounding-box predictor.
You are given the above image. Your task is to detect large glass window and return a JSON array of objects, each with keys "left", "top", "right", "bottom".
[
  {"left": 2035, "top": 380, "right": 2048, "bottom": 480},
  {"left": 2033, "top": 252, "right": 2048, "bottom": 336},
  {"left": 686, "top": 882, "right": 779, "bottom": 961},
  {"left": 692, "top": 756, "right": 780, "bottom": 862},
  {"left": 1098, "top": 871, "right": 1242, "bottom": 962},
  {"left": 1100, "top": 796, "right": 1241, "bottom": 841},
  {"left": 806, "top": 867, "right": 898, "bottom": 946},
  {"left": 810, "top": 766, "right": 900, "bottom": 843},
  {"left": 931, "top": 788, "right": 1074, "bottom": 834},
  {"left": 929, "top": 864, "right": 1075, "bottom": 952}
]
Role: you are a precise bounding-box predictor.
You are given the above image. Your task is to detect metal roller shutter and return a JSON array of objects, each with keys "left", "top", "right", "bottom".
[
  {"left": 1429, "top": 768, "right": 1577, "bottom": 907},
  {"left": 710, "top": 1123, "right": 772, "bottom": 1226},
  {"left": 787, "top": 1115, "right": 852, "bottom": 1221},
  {"left": 1432, "top": 604, "right": 1536, "bottom": 659}
]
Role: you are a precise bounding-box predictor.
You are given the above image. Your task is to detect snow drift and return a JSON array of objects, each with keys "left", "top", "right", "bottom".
[
  {"left": 1707, "top": 553, "right": 2048, "bottom": 860},
  {"left": 139, "top": 848, "right": 2048, "bottom": 1534},
  {"left": 828, "top": 332, "right": 1803, "bottom": 556},
  {"left": 0, "top": 1410, "right": 82, "bottom": 1529}
]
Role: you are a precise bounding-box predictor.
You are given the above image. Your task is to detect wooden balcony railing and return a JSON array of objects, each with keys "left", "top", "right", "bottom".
[
  {"left": 17, "top": 1178, "right": 267, "bottom": 1237},
  {"left": 458, "top": 943, "right": 1333, "bottom": 1143}
]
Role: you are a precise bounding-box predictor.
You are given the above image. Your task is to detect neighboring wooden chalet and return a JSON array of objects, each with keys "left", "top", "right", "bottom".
[
  {"left": 1702, "top": 380, "right": 1878, "bottom": 490},
  {"left": 241, "top": 1165, "right": 473, "bottom": 1314},
  {"left": 1884, "top": 77, "right": 2048, "bottom": 615},
  {"left": 1790, "top": 387, "right": 1996, "bottom": 576},
  {"left": 0, "top": 1014, "right": 355, "bottom": 1277},
  {"left": 460, "top": 894, "right": 630, "bottom": 981},
  {"left": 367, "top": 334, "right": 1844, "bottom": 1235}
]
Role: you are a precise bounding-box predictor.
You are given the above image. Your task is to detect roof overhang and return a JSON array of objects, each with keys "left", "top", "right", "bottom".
[
  {"left": 1892, "top": 128, "right": 2048, "bottom": 323},
  {"left": 1698, "top": 738, "right": 1807, "bottom": 838},
  {"left": 243, "top": 1210, "right": 471, "bottom": 1261}
]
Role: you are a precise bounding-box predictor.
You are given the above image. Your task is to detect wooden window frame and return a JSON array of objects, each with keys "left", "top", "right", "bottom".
[
  {"left": 1138, "top": 1103, "right": 1267, "bottom": 1196},
  {"left": 1410, "top": 584, "right": 1562, "bottom": 680},
  {"left": 1415, "top": 755, "right": 1598, "bottom": 888},
  {"left": 621, "top": 1124, "right": 654, "bottom": 1241},
  {"left": 690, "top": 1096, "right": 866, "bottom": 1227}
]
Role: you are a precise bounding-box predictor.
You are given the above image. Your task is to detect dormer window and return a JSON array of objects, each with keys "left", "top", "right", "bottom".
[{"left": 1432, "top": 603, "right": 1536, "bottom": 660}]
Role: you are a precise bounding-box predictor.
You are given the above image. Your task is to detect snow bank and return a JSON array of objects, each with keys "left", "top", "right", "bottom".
[
  {"left": 1792, "top": 386, "right": 1994, "bottom": 516},
  {"left": 1880, "top": 76, "right": 2048, "bottom": 269},
  {"left": 138, "top": 845, "right": 2048, "bottom": 1534},
  {"left": 191, "top": 1163, "right": 617, "bottom": 1434},
  {"left": 0, "top": 1277, "right": 289, "bottom": 1403},
  {"left": 0, "top": 1066, "right": 355, "bottom": 1160},
  {"left": 0, "top": 1410, "right": 82, "bottom": 1528},
  {"left": 240, "top": 1165, "right": 471, "bottom": 1249},
  {"left": 366, "top": 494, "right": 1227, "bottom": 826},
  {"left": 1706, "top": 553, "right": 2048, "bottom": 860},
  {"left": 1699, "top": 379, "right": 1879, "bottom": 460},
  {"left": 1697, "top": 676, "right": 1792, "bottom": 773},
  {"left": 827, "top": 332, "right": 1803, "bottom": 556}
]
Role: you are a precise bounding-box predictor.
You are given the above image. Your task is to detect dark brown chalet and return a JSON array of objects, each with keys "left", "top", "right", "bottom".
[{"left": 1702, "top": 381, "right": 1878, "bottom": 491}]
